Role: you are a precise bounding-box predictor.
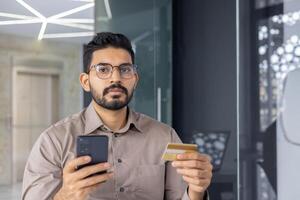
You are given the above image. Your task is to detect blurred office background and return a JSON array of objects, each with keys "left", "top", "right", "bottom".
[
  {"left": 0, "top": 0, "right": 299, "bottom": 199},
  {"left": 0, "top": 0, "right": 91, "bottom": 199}
]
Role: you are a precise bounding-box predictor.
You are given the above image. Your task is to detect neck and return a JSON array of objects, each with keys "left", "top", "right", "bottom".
[{"left": 92, "top": 100, "right": 128, "bottom": 132}]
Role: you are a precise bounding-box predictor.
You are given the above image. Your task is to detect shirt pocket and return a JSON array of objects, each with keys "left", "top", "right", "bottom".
[{"left": 133, "top": 164, "right": 165, "bottom": 199}]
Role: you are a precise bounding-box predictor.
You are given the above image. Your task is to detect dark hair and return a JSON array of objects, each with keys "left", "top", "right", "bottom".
[{"left": 83, "top": 32, "right": 135, "bottom": 73}]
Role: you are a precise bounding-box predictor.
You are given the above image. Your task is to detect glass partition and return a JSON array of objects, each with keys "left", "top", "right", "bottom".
[
  {"left": 95, "top": 0, "right": 172, "bottom": 124},
  {"left": 238, "top": 0, "right": 300, "bottom": 199}
]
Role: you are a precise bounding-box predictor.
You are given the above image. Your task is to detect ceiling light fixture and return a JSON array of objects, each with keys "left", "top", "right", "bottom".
[
  {"left": 0, "top": 12, "right": 34, "bottom": 19},
  {"left": 96, "top": 0, "right": 112, "bottom": 21},
  {"left": 16, "top": 0, "right": 47, "bottom": 40},
  {"left": 43, "top": 32, "right": 94, "bottom": 38},
  {"left": 104, "top": 0, "right": 112, "bottom": 19},
  {"left": 0, "top": 19, "right": 41, "bottom": 25},
  {"left": 0, "top": 0, "right": 112, "bottom": 40},
  {"left": 49, "top": 18, "right": 94, "bottom": 24},
  {"left": 38, "top": 21, "right": 47, "bottom": 40},
  {"left": 48, "top": 3, "right": 94, "bottom": 20},
  {"left": 16, "top": 0, "right": 46, "bottom": 20}
]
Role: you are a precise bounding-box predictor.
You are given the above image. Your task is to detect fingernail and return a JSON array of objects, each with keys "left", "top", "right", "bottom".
[
  {"left": 172, "top": 162, "right": 176, "bottom": 167},
  {"left": 104, "top": 163, "right": 110, "bottom": 167},
  {"left": 85, "top": 156, "right": 91, "bottom": 161},
  {"left": 107, "top": 168, "right": 114, "bottom": 173},
  {"left": 177, "top": 154, "right": 183, "bottom": 159}
]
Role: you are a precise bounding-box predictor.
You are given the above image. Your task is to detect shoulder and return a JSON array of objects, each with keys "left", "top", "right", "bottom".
[
  {"left": 33, "top": 109, "right": 87, "bottom": 160},
  {"left": 53, "top": 110, "right": 85, "bottom": 131},
  {"left": 40, "top": 108, "right": 87, "bottom": 142},
  {"left": 134, "top": 111, "right": 177, "bottom": 138},
  {"left": 132, "top": 111, "right": 183, "bottom": 151}
]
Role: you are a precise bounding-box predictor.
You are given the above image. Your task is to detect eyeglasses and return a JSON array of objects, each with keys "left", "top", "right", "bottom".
[{"left": 89, "top": 63, "right": 137, "bottom": 79}]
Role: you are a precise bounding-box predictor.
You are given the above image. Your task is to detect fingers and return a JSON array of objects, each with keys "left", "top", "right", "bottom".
[
  {"left": 172, "top": 152, "right": 213, "bottom": 195},
  {"left": 74, "top": 162, "right": 112, "bottom": 180},
  {"left": 176, "top": 168, "right": 212, "bottom": 179},
  {"left": 177, "top": 152, "right": 211, "bottom": 162},
  {"left": 59, "top": 157, "right": 114, "bottom": 199},
  {"left": 64, "top": 156, "right": 91, "bottom": 173},
  {"left": 172, "top": 160, "right": 212, "bottom": 170},
  {"left": 76, "top": 172, "right": 113, "bottom": 189},
  {"left": 83, "top": 183, "right": 103, "bottom": 194}
]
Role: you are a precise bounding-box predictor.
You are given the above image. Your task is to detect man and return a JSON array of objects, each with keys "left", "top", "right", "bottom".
[{"left": 22, "top": 32, "right": 212, "bottom": 200}]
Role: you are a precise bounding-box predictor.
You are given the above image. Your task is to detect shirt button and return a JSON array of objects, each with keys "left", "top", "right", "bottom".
[
  {"left": 119, "top": 187, "right": 125, "bottom": 192},
  {"left": 117, "top": 158, "right": 122, "bottom": 163}
]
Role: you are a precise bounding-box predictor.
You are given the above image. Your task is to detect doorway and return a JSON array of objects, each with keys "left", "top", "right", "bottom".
[{"left": 12, "top": 66, "right": 60, "bottom": 183}]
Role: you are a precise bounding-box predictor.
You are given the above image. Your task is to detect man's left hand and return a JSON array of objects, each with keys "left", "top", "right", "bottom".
[{"left": 172, "top": 152, "right": 213, "bottom": 200}]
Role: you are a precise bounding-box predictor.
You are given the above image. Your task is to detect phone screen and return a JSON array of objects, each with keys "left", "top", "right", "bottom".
[{"left": 76, "top": 135, "right": 108, "bottom": 172}]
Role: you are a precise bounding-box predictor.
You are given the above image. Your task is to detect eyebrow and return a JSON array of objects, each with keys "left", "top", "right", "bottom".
[{"left": 96, "top": 62, "right": 132, "bottom": 66}]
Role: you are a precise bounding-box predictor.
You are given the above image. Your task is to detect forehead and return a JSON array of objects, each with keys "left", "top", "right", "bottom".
[{"left": 91, "top": 47, "right": 132, "bottom": 65}]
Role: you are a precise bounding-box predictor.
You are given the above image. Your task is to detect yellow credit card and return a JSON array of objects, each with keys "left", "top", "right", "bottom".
[{"left": 161, "top": 143, "right": 198, "bottom": 161}]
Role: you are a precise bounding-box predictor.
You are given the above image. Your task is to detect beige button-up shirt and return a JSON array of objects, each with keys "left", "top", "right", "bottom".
[{"left": 22, "top": 103, "right": 207, "bottom": 200}]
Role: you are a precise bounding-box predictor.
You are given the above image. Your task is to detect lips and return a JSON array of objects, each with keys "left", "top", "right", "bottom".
[
  {"left": 108, "top": 88, "right": 124, "bottom": 93},
  {"left": 103, "top": 84, "right": 128, "bottom": 96}
]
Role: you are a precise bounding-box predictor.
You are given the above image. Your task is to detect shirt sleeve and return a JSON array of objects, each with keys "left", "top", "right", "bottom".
[
  {"left": 181, "top": 189, "right": 210, "bottom": 200},
  {"left": 164, "top": 128, "right": 210, "bottom": 200},
  {"left": 22, "top": 131, "right": 62, "bottom": 200}
]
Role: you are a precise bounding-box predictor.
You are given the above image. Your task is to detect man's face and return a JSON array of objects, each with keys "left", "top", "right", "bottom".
[{"left": 82, "top": 47, "right": 138, "bottom": 110}]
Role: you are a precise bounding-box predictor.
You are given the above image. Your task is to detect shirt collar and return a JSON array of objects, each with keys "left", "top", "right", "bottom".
[{"left": 83, "top": 102, "right": 142, "bottom": 135}]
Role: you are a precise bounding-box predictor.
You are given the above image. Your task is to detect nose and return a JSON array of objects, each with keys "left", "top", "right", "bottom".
[{"left": 110, "top": 67, "right": 122, "bottom": 83}]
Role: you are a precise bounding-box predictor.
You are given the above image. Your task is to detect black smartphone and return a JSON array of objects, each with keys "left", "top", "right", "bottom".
[{"left": 76, "top": 135, "right": 108, "bottom": 174}]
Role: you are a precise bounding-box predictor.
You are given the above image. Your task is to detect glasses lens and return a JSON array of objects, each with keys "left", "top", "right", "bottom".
[
  {"left": 119, "top": 64, "right": 135, "bottom": 78},
  {"left": 96, "top": 64, "right": 112, "bottom": 79},
  {"left": 93, "top": 64, "right": 136, "bottom": 79}
]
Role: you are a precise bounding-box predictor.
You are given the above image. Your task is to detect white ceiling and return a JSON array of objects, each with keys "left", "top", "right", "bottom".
[{"left": 0, "top": 0, "right": 110, "bottom": 44}]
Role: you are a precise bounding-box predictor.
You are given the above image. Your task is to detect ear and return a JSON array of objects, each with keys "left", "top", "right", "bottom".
[{"left": 79, "top": 73, "right": 91, "bottom": 92}]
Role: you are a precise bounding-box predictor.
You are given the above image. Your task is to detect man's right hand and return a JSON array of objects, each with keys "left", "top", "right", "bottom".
[{"left": 54, "top": 156, "right": 113, "bottom": 200}]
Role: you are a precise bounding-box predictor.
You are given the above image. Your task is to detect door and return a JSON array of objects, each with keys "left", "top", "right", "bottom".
[{"left": 12, "top": 66, "right": 60, "bottom": 182}]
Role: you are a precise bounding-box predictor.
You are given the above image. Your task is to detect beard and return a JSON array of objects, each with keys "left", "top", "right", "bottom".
[{"left": 90, "top": 82, "right": 134, "bottom": 110}]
